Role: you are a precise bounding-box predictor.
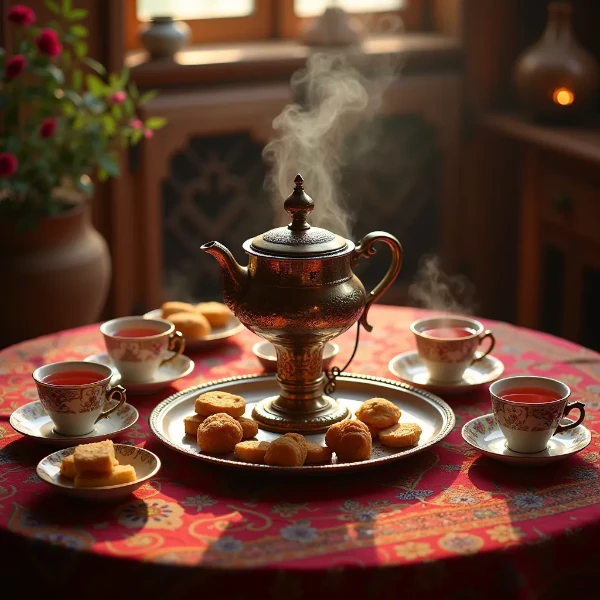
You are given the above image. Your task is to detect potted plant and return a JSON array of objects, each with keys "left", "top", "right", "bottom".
[{"left": 0, "top": 1, "right": 165, "bottom": 347}]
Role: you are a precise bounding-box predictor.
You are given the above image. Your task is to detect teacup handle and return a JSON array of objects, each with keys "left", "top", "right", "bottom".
[
  {"left": 160, "top": 330, "right": 185, "bottom": 368},
  {"left": 555, "top": 401, "right": 586, "bottom": 435},
  {"left": 95, "top": 384, "right": 126, "bottom": 423},
  {"left": 471, "top": 330, "right": 495, "bottom": 364}
]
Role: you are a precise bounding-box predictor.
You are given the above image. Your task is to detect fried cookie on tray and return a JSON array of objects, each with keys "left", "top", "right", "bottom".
[
  {"left": 379, "top": 422, "right": 422, "bottom": 448},
  {"left": 305, "top": 443, "right": 333, "bottom": 465},
  {"left": 197, "top": 413, "right": 243, "bottom": 454},
  {"left": 355, "top": 398, "right": 401, "bottom": 429},
  {"left": 237, "top": 416, "right": 259, "bottom": 440},
  {"left": 195, "top": 390, "right": 246, "bottom": 418},
  {"left": 184, "top": 413, "right": 206, "bottom": 436},
  {"left": 196, "top": 302, "right": 231, "bottom": 328},
  {"left": 234, "top": 440, "right": 271, "bottom": 464},
  {"left": 325, "top": 419, "right": 372, "bottom": 463},
  {"left": 264, "top": 436, "right": 305, "bottom": 467},
  {"left": 366, "top": 423, "right": 380, "bottom": 440},
  {"left": 282, "top": 433, "right": 308, "bottom": 464}
]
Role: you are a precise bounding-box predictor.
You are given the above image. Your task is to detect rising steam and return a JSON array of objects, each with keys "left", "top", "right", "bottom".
[
  {"left": 263, "top": 51, "right": 396, "bottom": 238},
  {"left": 409, "top": 255, "right": 477, "bottom": 315}
]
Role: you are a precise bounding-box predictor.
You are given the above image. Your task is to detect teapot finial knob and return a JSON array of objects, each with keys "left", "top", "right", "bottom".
[{"left": 284, "top": 173, "right": 313, "bottom": 231}]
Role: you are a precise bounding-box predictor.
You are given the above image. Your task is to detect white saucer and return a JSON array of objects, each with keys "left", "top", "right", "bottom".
[
  {"left": 9, "top": 401, "right": 139, "bottom": 446},
  {"left": 462, "top": 413, "right": 592, "bottom": 466},
  {"left": 388, "top": 351, "right": 504, "bottom": 395},
  {"left": 84, "top": 353, "right": 195, "bottom": 394},
  {"left": 144, "top": 309, "right": 244, "bottom": 350},
  {"left": 37, "top": 444, "right": 161, "bottom": 502}
]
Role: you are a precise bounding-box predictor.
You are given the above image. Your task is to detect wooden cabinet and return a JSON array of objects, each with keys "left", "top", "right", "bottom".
[{"left": 517, "top": 141, "right": 600, "bottom": 350}]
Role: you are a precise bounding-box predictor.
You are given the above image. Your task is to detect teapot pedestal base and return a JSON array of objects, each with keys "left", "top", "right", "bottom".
[{"left": 251, "top": 395, "right": 350, "bottom": 433}]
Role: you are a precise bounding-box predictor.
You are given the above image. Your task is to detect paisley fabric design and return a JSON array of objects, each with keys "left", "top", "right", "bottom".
[{"left": 1, "top": 306, "right": 600, "bottom": 599}]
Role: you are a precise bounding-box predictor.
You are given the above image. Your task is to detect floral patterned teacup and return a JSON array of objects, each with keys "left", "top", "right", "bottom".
[
  {"left": 100, "top": 316, "right": 185, "bottom": 383},
  {"left": 410, "top": 317, "right": 495, "bottom": 383},
  {"left": 33, "top": 361, "right": 126, "bottom": 436},
  {"left": 490, "top": 376, "right": 586, "bottom": 453}
]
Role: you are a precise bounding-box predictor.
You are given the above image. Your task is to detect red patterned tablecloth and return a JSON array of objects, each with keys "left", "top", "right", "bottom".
[{"left": 2, "top": 306, "right": 600, "bottom": 599}]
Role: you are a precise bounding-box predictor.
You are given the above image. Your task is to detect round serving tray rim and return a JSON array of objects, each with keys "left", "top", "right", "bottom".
[{"left": 149, "top": 372, "right": 456, "bottom": 473}]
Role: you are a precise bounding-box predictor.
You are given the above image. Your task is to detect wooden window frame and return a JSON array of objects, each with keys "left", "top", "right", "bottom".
[{"left": 126, "top": 0, "right": 426, "bottom": 50}]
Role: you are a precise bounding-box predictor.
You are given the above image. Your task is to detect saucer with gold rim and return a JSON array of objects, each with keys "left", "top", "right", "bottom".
[
  {"left": 10, "top": 400, "right": 139, "bottom": 446},
  {"left": 462, "top": 413, "right": 592, "bottom": 466},
  {"left": 388, "top": 351, "right": 504, "bottom": 396}
]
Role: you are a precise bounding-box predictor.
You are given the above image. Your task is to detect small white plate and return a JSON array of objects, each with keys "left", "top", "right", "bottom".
[
  {"left": 144, "top": 309, "right": 244, "bottom": 350},
  {"left": 462, "top": 413, "right": 592, "bottom": 466},
  {"left": 84, "top": 353, "right": 195, "bottom": 394},
  {"left": 388, "top": 351, "right": 504, "bottom": 395},
  {"left": 36, "top": 444, "right": 161, "bottom": 502},
  {"left": 10, "top": 401, "right": 139, "bottom": 445}
]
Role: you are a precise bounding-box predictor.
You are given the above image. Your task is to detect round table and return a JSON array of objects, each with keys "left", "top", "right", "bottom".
[{"left": 2, "top": 306, "right": 600, "bottom": 599}]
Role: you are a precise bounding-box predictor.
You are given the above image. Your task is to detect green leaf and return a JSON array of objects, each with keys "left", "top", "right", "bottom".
[
  {"left": 67, "top": 9, "right": 88, "bottom": 20},
  {"left": 111, "top": 105, "right": 122, "bottom": 120},
  {"left": 99, "top": 152, "right": 121, "bottom": 177},
  {"left": 46, "top": 0, "right": 60, "bottom": 14},
  {"left": 72, "top": 69, "right": 82, "bottom": 91},
  {"left": 118, "top": 68, "right": 130, "bottom": 88},
  {"left": 83, "top": 57, "right": 106, "bottom": 75},
  {"left": 83, "top": 92, "right": 104, "bottom": 113},
  {"left": 64, "top": 90, "right": 83, "bottom": 107},
  {"left": 145, "top": 116, "right": 167, "bottom": 130},
  {"left": 102, "top": 115, "right": 116, "bottom": 136},
  {"left": 85, "top": 74, "right": 105, "bottom": 96},
  {"left": 69, "top": 24, "right": 88, "bottom": 38},
  {"left": 98, "top": 167, "right": 108, "bottom": 182},
  {"left": 131, "top": 129, "right": 143, "bottom": 145},
  {"left": 128, "top": 83, "right": 139, "bottom": 100},
  {"left": 47, "top": 64, "right": 65, "bottom": 85},
  {"left": 73, "top": 40, "right": 88, "bottom": 58},
  {"left": 139, "top": 89, "right": 158, "bottom": 104},
  {"left": 62, "top": 0, "right": 72, "bottom": 14}
]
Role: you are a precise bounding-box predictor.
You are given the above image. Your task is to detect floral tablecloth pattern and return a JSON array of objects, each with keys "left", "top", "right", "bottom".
[{"left": 1, "top": 306, "right": 600, "bottom": 599}]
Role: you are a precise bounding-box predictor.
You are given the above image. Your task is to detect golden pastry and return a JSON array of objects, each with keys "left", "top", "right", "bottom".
[
  {"left": 366, "top": 423, "right": 380, "bottom": 440},
  {"left": 74, "top": 465, "right": 136, "bottom": 488},
  {"left": 196, "top": 301, "right": 231, "bottom": 328},
  {"left": 169, "top": 311, "right": 211, "bottom": 340},
  {"left": 73, "top": 440, "right": 115, "bottom": 473},
  {"left": 264, "top": 436, "right": 305, "bottom": 467},
  {"left": 237, "top": 416, "right": 259, "bottom": 440},
  {"left": 197, "top": 413, "right": 243, "bottom": 454},
  {"left": 195, "top": 390, "right": 246, "bottom": 418},
  {"left": 379, "top": 422, "right": 422, "bottom": 448},
  {"left": 234, "top": 440, "right": 271, "bottom": 464},
  {"left": 305, "top": 443, "right": 333, "bottom": 465},
  {"left": 161, "top": 301, "right": 196, "bottom": 318},
  {"left": 355, "top": 398, "right": 401, "bottom": 429},
  {"left": 325, "top": 419, "right": 372, "bottom": 463},
  {"left": 184, "top": 413, "right": 206, "bottom": 436},
  {"left": 282, "top": 432, "right": 308, "bottom": 464}
]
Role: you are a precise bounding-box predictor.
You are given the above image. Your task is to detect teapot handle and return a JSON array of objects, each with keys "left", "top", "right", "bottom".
[{"left": 353, "top": 231, "right": 403, "bottom": 332}]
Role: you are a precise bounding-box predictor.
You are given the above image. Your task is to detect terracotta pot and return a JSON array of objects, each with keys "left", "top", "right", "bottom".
[
  {"left": 0, "top": 203, "right": 111, "bottom": 348},
  {"left": 138, "top": 16, "right": 190, "bottom": 60},
  {"left": 514, "top": 2, "right": 600, "bottom": 123}
]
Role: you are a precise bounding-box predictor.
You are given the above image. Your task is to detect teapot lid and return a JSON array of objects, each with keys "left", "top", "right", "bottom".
[{"left": 250, "top": 174, "right": 348, "bottom": 256}]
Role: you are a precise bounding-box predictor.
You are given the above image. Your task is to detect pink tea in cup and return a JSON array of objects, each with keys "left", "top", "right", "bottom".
[
  {"left": 422, "top": 327, "right": 476, "bottom": 339},
  {"left": 42, "top": 370, "right": 105, "bottom": 386},
  {"left": 500, "top": 386, "right": 563, "bottom": 404},
  {"left": 114, "top": 327, "right": 160, "bottom": 338}
]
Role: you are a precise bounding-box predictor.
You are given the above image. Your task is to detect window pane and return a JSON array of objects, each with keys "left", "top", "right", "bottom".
[
  {"left": 295, "top": 0, "right": 405, "bottom": 19},
  {"left": 137, "top": 0, "right": 254, "bottom": 21}
]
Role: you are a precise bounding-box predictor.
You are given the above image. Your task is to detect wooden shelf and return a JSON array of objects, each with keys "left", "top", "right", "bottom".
[
  {"left": 481, "top": 112, "right": 600, "bottom": 167},
  {"left": 127, "top": 33, "right": 462, "bottom": 88}
]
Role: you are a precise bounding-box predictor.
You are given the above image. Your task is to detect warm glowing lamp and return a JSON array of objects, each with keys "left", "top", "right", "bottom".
[
  {"left": 514, "top": 2, "right": 599, "bottom": 122},
  {"left": 552, "top": 87, "right": 575, "bottom": 106}
]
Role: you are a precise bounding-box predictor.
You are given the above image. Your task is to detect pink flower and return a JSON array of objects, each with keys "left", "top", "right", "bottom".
[
  {"left": 5, "top": 55, "right": 25, "bottom": 80},
  {"left": 35, "top": 28, "right": 62, "bottom": 57},
  {"left": 110, "top": 91, "right": 126, "bottom": 104},
  {"left": 7, "top": 5, "right": 36, "bottom": 26},
  {"left": 143, "top": 129, "right": 154, "bottom": 139},
  {"left": 40, "top": 118, "right": 57, "bottom": 138},
  {"left": 0, "top": 153, "right": 18, "bottom": 176},
  {"left": 130, "top": 118, "right": 143, "bottom": 130}
]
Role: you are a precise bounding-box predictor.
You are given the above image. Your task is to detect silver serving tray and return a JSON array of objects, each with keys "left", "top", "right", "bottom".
[{"left": 149, "top": 373, "right": 455, "bottom": 473}]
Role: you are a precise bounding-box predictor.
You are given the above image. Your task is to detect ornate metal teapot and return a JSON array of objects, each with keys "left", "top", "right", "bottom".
[{"left": 202, "top": 174, "right": 402, "bottom": 432}]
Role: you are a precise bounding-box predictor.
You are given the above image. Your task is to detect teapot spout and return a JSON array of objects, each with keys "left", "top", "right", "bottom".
[{"left": 201, "top": 241, "right": 248, "bottom": 310}]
